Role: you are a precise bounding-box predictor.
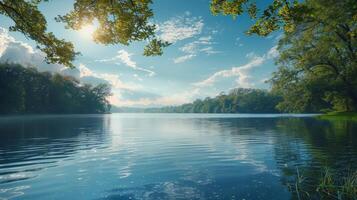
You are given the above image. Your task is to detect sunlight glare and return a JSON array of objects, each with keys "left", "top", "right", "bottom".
[{"left": 78, "top": 24, "right": 96, "bottom": 39}]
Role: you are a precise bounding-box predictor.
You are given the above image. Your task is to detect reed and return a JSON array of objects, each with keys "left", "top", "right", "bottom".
[{"left": 292, "top": 167, "right": 357, "bottom": 200}]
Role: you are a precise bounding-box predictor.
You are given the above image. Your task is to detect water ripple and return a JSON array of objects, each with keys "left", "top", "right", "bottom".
[{"left": 0, "top": 114, "right": 356, "bottom": 200}]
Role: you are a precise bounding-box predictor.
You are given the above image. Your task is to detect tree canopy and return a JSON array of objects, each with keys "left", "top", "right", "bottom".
[
  {"left": 0, "top": 63, "right": 111, "bottom": 114},
  {"left": 270, "top": 0, "right": 357, "bottom": 112},
  {"left": 210, "top": 0, "right": 309, "bottom": 36},
  {"left": 0, "top": 0, "right": 169, "bottom": 67}
]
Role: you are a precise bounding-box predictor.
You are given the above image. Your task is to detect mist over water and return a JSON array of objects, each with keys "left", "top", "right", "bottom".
[{"left": 0, "top": 114, "right": 356, "bottom": 200}]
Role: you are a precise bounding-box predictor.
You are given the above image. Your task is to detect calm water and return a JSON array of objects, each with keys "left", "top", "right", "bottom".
[{"left": 0, "top": 114, "right": 356, "bottom": 200}]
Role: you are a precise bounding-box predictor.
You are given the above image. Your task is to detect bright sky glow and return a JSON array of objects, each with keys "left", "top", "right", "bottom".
[{"left": 78, "top": 24, "right": 96, "bottom": 39}]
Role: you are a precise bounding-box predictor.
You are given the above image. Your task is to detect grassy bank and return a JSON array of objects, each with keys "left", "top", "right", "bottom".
[
  {"left": 292, "top": 168, "right": 357, "bottom": 200},
  {"left": 316, "top": 112, "right": 357, "bottom": 121}
]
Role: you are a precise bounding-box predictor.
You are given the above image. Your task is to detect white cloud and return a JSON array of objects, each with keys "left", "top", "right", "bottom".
[
  {"left": 117, "top": 50, "right": 136, "bottom": 68},
  {"left": 194, "top": 46, "right": 278, "bottom": 88},
  {"left": 157, "top": 14, "right": 204, "bottom": 43},
  {"left": 245, "top": 52, "right": 256, "bottom": 59},
  {"left": 267, "top": 45, "right": 279, "bottom": 59},
  {"left": 78, "top": 63, "right": 142, "bottom": 91},
  {"left": 96, "top": 49, "right": 156, "bottom": 76},
  {"left": 180, "top": 43, "right": 197, "bottom": 54},
  {"left": 76, "top": 63, "right": 171, "bottom": 107},
  {"left": 180, "top": 36, "right": 214, "bottom": 54},
  {"left": 194, "top": 57, "right": 265, "bottom": 88},
  {"left": 156, "top": 14, "right": 218, "bottom": 64},
  {"left": 79, "top": 63, "right": 94, "bottom": 77},
  {"left": 173, "top": 54, "right": 196, "bottom": 64},
  {"left": 174, "top": 36, "right": 219, "bottom": 63},
  {"left": 115, "top": 88, "right": 201, "bottom": 107},
  {"left": 0, "top": 28, "right": 14, "bottom": 55},
  {"left": 136, "top": 67, "right": 156, "bottom": 77},
  {"left": 94, "top": 57, "right": 116, "bottom": 63},
  {"left": 199, "top": 46, "right": 219, "bottom": 55},
  {"left": 0, "top": 27, "right": 65, "bottom": 74}
]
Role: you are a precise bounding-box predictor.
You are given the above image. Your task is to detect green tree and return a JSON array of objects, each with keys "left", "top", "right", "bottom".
[
  {"left": 0, "top": 64, "right": 26, "bottom": 113},
  {"left": 0, "top": 0, "right": 169, "bottom": 67},
  {"left": 0, "top": 63, "right": 112, "bottom": 114},
  {"left": 270, "top": 0, "right": 357, "bottom": 112},
  {"left": 210, "top": 0, "right": 309, "bottom": 36}
]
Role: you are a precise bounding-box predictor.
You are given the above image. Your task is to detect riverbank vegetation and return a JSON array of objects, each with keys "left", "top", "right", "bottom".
[
  {"left": 291, "top": 168, "right": 357, "bottom": 200},
  {"left": 316, "top": 112, "right": 357, "bottom": 121},
  {"left": 269, "top": 0, "right": 357, "bottom": 114},
  {"left": 0, "top": 63, "right": 111, "bottom": 114}
]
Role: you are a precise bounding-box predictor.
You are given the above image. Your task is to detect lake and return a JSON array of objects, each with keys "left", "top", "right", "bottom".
[{"left": 0, "top": 113, "right": 356, "bottom": 200}]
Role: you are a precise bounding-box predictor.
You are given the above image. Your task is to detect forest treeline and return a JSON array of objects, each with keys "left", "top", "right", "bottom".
[
  {"left": 144, "top": 88, "right": 282, "bottom": 113},
  {"left": 0, "top": 64, "right": 111, "bottom": 114}
]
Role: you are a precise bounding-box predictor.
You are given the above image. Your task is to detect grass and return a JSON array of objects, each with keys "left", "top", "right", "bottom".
[
  {"left": 315, "top": 112, "right": 357, "bottom": 121},
  {"left": 291, "top": 167, "right": 357, "bottom": 200},
  {"left": 316, "top": 168, "right": 357, "bottom": 199}
]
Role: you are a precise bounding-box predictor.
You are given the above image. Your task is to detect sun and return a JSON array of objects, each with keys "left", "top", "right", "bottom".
[{"left": 78, "top": 24, "right": 96, "bottom": 39}]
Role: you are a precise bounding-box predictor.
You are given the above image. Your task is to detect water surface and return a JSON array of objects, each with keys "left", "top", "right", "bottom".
[{"left": 0, "top": 113, "right": 356, "bottom": 199}]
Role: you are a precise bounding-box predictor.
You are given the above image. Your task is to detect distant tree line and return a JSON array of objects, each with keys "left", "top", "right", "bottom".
[
  {"left": 145, "top": 88, "right": 283, "bottom": 113},
  {"left": 0, "top": 63, "right": 111, "bottom": 114}
]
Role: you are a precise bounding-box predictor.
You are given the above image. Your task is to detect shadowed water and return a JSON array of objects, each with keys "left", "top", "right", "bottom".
[{"left": 0, "top": 113, "right": 356, "bottom": 200}]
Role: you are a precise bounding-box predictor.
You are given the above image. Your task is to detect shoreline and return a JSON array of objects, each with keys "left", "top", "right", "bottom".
[{"left": 316, "top": 112, "right": 357, "bottom": 121}]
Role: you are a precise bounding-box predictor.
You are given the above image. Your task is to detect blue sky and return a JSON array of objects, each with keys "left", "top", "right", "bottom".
[{"left": 0, "top": 0, "right": 281, "bottom": 107}]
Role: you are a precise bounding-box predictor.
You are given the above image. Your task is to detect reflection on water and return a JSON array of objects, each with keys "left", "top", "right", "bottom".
[{"left": 0, "top": 114, "right": 356, "bottom": 200}]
